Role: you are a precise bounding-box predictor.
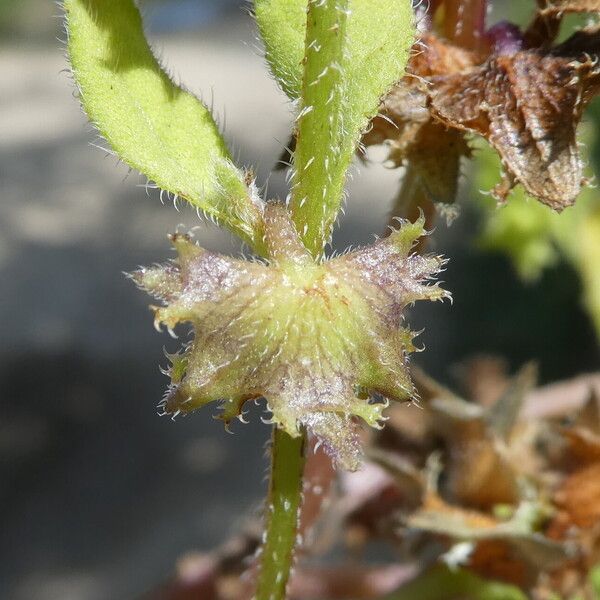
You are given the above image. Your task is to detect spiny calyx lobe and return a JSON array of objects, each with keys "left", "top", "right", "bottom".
[{"left": 132, "top": 204, "right": 448, "bottom": 470}]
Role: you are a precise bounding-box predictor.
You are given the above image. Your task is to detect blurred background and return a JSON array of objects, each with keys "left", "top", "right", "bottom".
[{"left": 1, "top": 1, "right": 598, "bottom": 599}]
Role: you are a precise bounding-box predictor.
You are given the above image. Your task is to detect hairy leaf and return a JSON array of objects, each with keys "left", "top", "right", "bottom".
[
  {"left": 475, "top": 131, "right": 600, "bottom": 340},
  {"left": 254, "top": 0, "right": 306, "bottom": 99},
  {"left": 65, "top": 0, "right": 265, "bottom": 252}
]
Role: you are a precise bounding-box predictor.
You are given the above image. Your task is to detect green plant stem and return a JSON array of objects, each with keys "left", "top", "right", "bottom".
[
  {"left": 255, "top": 427, "right": 306, "bottom": 600},
  {"left": 384, "top": 565, "right": 527, "bottom": 600},
  {"left": 291, "top": 0, "right": 349, "bottom": 258}
]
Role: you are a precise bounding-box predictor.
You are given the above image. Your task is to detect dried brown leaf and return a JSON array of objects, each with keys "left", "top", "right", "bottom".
[
  {"left": 429, "top": 36, "right": 600, "bottom": 209},
  {"left": 468, "top": 540, "right": 531, "bottom": 588},
  {"left": 562, "top": 427, "right": 600, "bottom": 464},
  {"left": 429, "top": 394, "right": 521, "bottom": 508},
  {"left": 522, "top": 373, "right": 600, "bottom": 420},
  {"left": 362, "top": 34, "right": 477, "bottom": 208},
  {"left": 541, "top": 0, "right": 600, "bottom": 14},
  {"left": 367, "top": 24, "right": 600, "bottom": 210},
  {"left": 455, "top": 355, "right": 510, "bottom": 408},
  {"left": 408, "top": 494, "right": 570, "bottom": 570},
  {"left": 389, "top": 122, "right": 470, "bottom": 205},
  {"left": 411, "top": 32, "right": 480, "bottom": 77}
]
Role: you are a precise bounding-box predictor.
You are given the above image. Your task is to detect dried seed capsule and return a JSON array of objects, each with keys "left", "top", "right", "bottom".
[{"left": 132, "top": 204, "right": 449, "bottom": 470}]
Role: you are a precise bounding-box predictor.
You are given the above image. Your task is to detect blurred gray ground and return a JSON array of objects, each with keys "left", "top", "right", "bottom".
[{"left": 1, "top": 3, "right": 598, "bottom": 600}]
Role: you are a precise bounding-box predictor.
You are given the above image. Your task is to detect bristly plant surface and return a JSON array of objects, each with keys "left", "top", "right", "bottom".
[{"left": 64, "top": 0, "right": 448, "bottom": 598}]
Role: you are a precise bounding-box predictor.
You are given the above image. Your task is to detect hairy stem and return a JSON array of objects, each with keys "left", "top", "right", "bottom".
[
  {"left": 291, "top": 0, "right": 349, "bottom": 257},
  {"left": 255, "top": 427, "right": 306, "bottom": 600}
]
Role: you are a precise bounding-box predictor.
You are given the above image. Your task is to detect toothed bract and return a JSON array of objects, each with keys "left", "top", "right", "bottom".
[{"left": 132, "top": 204, "right": 448, "bottom": 470}]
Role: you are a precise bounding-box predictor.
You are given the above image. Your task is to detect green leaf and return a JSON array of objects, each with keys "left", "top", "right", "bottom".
[
  {"left": 589, "top": 564, "right": 600, "bottom": 597},
  {"left": 578, "top": 207, "right": 600, "bottom": 336},
  {"left": 257, "top": 0, "right": 415, "bottom": 255},
  {"left": 254, "top": 0, "right": 306, "bottom": 99},
  {"left": 65, "top": 0, "right": 266, "bottom": 253}
]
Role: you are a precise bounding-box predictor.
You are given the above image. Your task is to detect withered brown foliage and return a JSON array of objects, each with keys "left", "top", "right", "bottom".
[
  {"left": 146, "top": 366, "right": 600, "bottom": 600},
  {"left": 343, "top": 364, "right": 600, "bottom": 600},
  {"left": 363, "top": 0, "right": 600, "bottom": 214}
]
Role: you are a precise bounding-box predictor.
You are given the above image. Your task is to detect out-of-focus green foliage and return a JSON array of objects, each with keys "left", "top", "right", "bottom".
[
  {"left": 254, "top": 0, "right": 305, "bottom": 99},
  {"left": 0, "top": 0, "right": 21, "bottom": 22},
  {"left": 473, "top": 121, "right": 600, "bottom": 338},
  {"left": 387, "top": 565, "right": 527, "bottom": 600},
  {"left": 590, "top": 564, "right": 600, "bottom": 596}
]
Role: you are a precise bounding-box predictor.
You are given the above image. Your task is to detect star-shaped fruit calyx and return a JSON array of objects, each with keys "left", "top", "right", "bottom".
[{"left": 132, "top": 204, "right": 449, "bottom": 470}]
